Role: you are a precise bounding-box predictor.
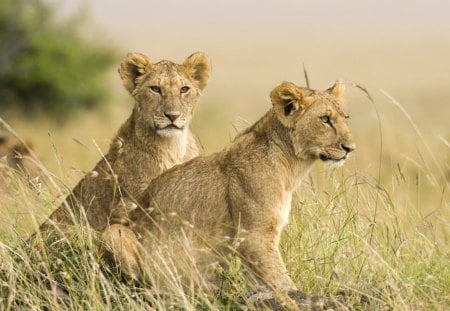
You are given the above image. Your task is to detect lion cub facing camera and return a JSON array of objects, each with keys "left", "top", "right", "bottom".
[
  {"left": 41, "top": 52, "right": 211, "bottom": 233},
  {"left": 103, "top": 81, "right": 355, "bottom": 295}
]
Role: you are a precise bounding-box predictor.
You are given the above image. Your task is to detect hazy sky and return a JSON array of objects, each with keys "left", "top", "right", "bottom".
[{"left": 61, "top": 0, "right": 450, "bottom": 48}]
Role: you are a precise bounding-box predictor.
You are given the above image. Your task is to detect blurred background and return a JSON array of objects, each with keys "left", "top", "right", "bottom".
[{"left": 0, "top": 0, "right": 449, "bottom": 234}]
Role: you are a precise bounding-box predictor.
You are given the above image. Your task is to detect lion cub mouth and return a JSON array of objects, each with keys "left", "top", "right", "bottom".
[
  {"left": 319, "top": 153, "right": 347, "bottom": 162},
  {"left": 162, "top": 124, "right": 182, "bottom": 130},
  {"left": 319, "top": 154, "right": 348, "bottom": 168},
  {"left": 156, "top": 124, "right": 184, "bottom": 136}
]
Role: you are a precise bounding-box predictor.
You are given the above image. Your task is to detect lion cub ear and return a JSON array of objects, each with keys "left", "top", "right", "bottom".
[
  {"left": 183, "top": 52, "right": 211, "bottom": 90},
  {"left": 271, "top": 82, "right": 313, "bottom": 127},
  {"left": 119, "top": 53, "right": 152, "bottom": 94},
  {"left": 326, "top": 81, "right": 346, "bottom": 99}
]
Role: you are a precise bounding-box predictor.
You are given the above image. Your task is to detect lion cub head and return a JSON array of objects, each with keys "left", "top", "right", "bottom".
[
  {"left": 271, "top": 82, "right": 355, "bottom": 165},
  {"left": 119, "top": 52, "right": 211, "bottom": 137}
]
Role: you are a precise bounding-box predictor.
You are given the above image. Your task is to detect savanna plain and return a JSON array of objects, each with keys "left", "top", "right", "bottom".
[{"left": 0, "top": 39, "right": 449, "bottom": 310}]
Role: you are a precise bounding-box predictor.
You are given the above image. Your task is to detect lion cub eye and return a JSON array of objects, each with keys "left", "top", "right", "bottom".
[
  {"left": 320, "top": 116, "right": 331, "bottom": 124},
  {"left": 180, "top": 86, "right": 190, "bottom": 94},
  {"left": 149, "top": 86, "right": 162, "bottom": 94}
]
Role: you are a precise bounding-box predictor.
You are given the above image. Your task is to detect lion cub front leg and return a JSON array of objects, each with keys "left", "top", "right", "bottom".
[
  {"left": 237, "top": 230, "right": 296, "bottom": 292},
  {"left": 101, "top": 224, "right": 144, "bottom": 280}
]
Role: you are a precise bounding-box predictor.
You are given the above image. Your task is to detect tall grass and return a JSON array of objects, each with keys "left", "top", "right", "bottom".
[{"left": 0, "top": 90, "right": 448, "bottom": 310}]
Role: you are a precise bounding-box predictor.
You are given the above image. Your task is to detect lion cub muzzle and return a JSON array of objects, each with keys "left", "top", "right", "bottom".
[
  {"left": 153, "top": 112, "right": 187, "bottom": 136},
  {"left": 319, "top": 141, "right": 355, "bottom": 169}
]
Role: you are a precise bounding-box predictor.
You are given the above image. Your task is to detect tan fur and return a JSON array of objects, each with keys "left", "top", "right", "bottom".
[
  {"left": 102, "top": 81, "right": 355, "bottom": 292},
  {"left": 40, "top": 52, "right": 211, "bottom": 232}
]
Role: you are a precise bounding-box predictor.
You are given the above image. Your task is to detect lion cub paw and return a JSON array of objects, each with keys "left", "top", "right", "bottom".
[{"left": 101, "top": 224, "right": 143, "bottom": 279}]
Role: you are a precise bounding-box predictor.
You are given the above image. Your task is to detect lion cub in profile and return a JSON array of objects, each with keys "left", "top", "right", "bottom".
[
  {"left": 41, "top": 52, "right": 211, "bottom": 232},
  {"left": 103, "top": 81, "right": 355, "bottom": 293}
]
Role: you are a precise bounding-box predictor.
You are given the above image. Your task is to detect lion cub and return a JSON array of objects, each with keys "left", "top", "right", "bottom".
[
  {"left": 41, "top": 52, "right": 211, "bottom": 232},
  {"left": 103, "top": 81, "right": 355, "bottom": 293}
]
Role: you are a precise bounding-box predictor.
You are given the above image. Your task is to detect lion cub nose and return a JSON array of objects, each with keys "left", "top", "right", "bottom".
[
  {"left": 164, "top": 112, "right": 180, "bottom": 122},
  {"left": 341, "top": 142, "right": 356, "bottom": 153}
]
